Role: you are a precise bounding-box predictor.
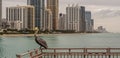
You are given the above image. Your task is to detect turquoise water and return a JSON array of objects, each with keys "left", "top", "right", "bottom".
[{"left": 0, "top": 33, "right": 120, "bottom": 58}]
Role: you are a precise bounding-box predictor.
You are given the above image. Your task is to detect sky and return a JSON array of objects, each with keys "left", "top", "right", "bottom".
[{"left": 2, "top": 0, "right": 120, "bottom": 33}]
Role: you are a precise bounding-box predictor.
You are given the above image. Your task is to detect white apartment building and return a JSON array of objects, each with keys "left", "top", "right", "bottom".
[
  {"left": 66, "top": 5, "right": 86, "bottom": 32},
  {"left": 6, "top": 5, "right": 35, "bottom": 30},
  {"left": 44, "top": 9, "right": 53, "bottom": 31}
]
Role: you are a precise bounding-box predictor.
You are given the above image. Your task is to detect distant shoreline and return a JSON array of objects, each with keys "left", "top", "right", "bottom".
[
  {"left": 0, "top": 34, "right": 55, "bottom": 37},
  {"left": 0, "top": 33, "right": 108, "bottom": 37},
  {"left": 0, "top": 33, "right": 86, "bottom": 37}
]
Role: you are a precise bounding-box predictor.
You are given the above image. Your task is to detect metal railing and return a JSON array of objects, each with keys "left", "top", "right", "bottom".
[{"left": 16, "top": 48, "right": 120, "bottom": 58}]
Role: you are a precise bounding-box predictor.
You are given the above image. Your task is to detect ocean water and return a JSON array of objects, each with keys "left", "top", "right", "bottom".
[{"left": 0, "top": 33, "right": 120, "bottom": 58}]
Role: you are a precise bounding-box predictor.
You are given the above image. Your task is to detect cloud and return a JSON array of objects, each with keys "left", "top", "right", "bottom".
[
  {"left": 59, "top": 0, "right": 120, "bottom": 6},
  {"left": 2, "top": 0, "right": 27, "bottom": 18},
  {"left": 4, "top": 0, "right": 26, "bottom": 2},
  {"left": 81, "top": 0, "right": 120, "bottom": 6},
  {"left": 94, "top": 9, "right": 120, "bottom": 18},
  {"left": 92, "top": 8, "right": 120, "bottom": 32}
]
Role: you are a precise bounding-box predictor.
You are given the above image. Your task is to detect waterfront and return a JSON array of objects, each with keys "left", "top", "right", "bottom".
[{"left": 0, "top": 33, "right": 120, "bottom": 58}]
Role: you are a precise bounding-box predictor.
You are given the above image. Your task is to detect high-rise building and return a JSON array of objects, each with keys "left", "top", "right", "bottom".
[
  {"left": 6, "top": 5, "right": 35, "bottom": 30},
  {"left": 97, "top": 26, "right": 107, "bottom": 32},
  {"left": 59, "top": 13, "right": 66, "bottom": 30},
  {"left": 80, "top": 6, "right": 86, "bottom": 32},
  {"left": 66, "top": 5, "right": 79, "bottom": 32},
  {"left": 27, "top": 0, "right": 45, "bottom": 30},
  {"left": 0, "top": 0, "right": 2, "bottom": 27},
  {"left": 47, "top": 0, "right": 59, "bottom": 30},
  {"left": 85, "top": 11, "right": 92, "bottom": 32},
  {"left": 85, "top": 11, "right": 94, "bottom": 32},
  {"left": 91, "top": 19, "right": 94, "bottom": 31},
  {"left": 66, "top": 5, "right": 86, "bottom": 32},
  {"left": 44, "top": 9, "right": 53, "bottom": 31}
]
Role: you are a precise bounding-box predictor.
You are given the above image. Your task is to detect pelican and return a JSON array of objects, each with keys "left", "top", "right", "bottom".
[{"left": 34, "top": 27, "right": 48, "bottom": 49}]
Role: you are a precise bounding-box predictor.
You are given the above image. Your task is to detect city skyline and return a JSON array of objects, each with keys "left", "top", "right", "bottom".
[{"left": 1, "top": 0, "right": 120, "bottom": 32}]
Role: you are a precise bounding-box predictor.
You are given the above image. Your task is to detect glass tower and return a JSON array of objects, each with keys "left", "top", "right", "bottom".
[{"left": 27, "top": 0, "right": 45, "bottom": 30}]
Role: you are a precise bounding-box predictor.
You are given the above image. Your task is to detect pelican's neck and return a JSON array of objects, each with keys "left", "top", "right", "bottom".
[
  {"left": 34, "top": 35, "right": 37, "bottom": 38},
  {"left": 34, "top": 30, "right": 39, "bottom": 38}
]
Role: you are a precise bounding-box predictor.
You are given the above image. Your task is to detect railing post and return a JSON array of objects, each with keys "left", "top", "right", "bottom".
[
  {"left": 40, "top": 48, "right": 42, "bottom": 52},
  {"left": 40, "top": 49, "right": 43, "bottom": 58},
  {"left": 35, "top": 49, "right": 38, "bottom": 55},
  {"left": 30, "top": 52, "right": 33, "bottom": 58},
  {"left": 16, "top": 54, "right": 21, "bottom": 58},
  {"left": 54, "top": 49, "right": 56, "bottom": 58},
  {"left": 69, "top": 48, "right": 71, "bottom": 54},
  {"left": 84, "top": 48, "right": 87, "bottom": 58},
  {"left": 107, "top": 48, "right": 111, "bottom": 58},
  {"left": 107, "top": 48, "right": 110, "bottom": 53}
]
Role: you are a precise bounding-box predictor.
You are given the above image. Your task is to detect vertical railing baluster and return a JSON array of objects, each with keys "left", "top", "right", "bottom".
[
  {"left": 84, "top": 48, "right": 87, "bottom": 58},
  {"left": 35, "top": 49, "right": 38, "bottom": 56},
  {"left": 116, "top": 54, "right": 118, "bottom": 58},
  {"left": 60, "top": 53, "right": 62, "bottom": 58},
  {"left": 113, "top": 54, "right": 114, "bottom": 58},
  {"left": 70, "top": 53, "right": 72, "bottom": 58},
  {"left": 98, "top": 54, "right": 100, "bottom": 58},
  {"left": 87, "top": 54, "right": 88, "bottom": 58},
  {"left": 47, "top": 53, "right": 50, "bottom": 58},
  {"left": 69, "top": 49, "right": 71, "bottom": 54},
  {"left": 29, "top": 51, "right": 33, "bottom": 58},
  {"left": 67, "top": 54, "right": 69, "bottom": 58},
  {"left": 94, "top": 54, "right": 96, "bottom": 58},
  {"left": 101, "top": 54, "right": 103, "bottom": 58},
  {"left": 74, "top": 53, "right": 75, "bottom": 58},
  {"left": 107, "top": 48, "right": 111, "bottom": 58},
  {"left": 64, "top": 53, "right": 65, "bottom": 58},
  {"left": 90, "top": 54, "right": 92, "bottom": 58},
  {"left": 56, "top": 54, "right": 57, "bottom": 58},
  {"left": 105, "top": 54, "right": 107, "bottom": 58},
  {"left": 77, "top": 53, "right": 79, "bottom": 58},
  {"left": 109, "top": 54, "right": 110, "bottom": 58},
  {"left": 50, "top": 54, "right": 53, "bottom": 58},
  {"left": 54, "top": 49, "right": 56, "bottom": 58}
]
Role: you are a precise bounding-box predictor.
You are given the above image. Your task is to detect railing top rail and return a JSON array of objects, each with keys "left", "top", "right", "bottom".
[
  {"left": 16, "top": 48, "right": 120, "bottom": 58},
  {"left": 16, "top": 48, "right": 39, "bottom": 56},
  {"left": 42, "top": 48, "right": 120, "bottom": 50}
]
